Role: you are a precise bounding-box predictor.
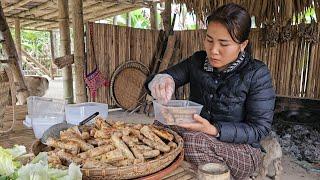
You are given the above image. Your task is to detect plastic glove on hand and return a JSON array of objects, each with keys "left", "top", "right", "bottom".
[{"left": 148, "top": 74, "right": 175, "bottom": 104}]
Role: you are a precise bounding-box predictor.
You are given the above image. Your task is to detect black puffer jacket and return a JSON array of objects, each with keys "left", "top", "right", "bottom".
[{"left": 146, "top": 51, "right": 276, "bottom": 146}]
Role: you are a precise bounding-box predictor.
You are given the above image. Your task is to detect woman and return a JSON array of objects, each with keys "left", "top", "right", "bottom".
[{"left": 145, "top": 3, "right": 275, "bottom": 180}]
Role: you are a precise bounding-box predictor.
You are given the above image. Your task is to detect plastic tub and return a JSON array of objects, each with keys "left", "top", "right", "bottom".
[
  {"left": 153, "top": 100, "right": 203, "bottom": 125},
  {"left": 65, "top": 102, "right": 108, "bottom": 125},
  {"left": 31, "top": 114, "right": 65, "bottom": 139},
  {"left": 27, "top": 96, "right": 67, "bottom": 116}
]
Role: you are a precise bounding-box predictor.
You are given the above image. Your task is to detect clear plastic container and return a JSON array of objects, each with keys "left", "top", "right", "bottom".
[
  {"left": 27, "top": 96, "right": 67, "bottom": 116},
  {"left": 65, "top": 102, "right": 108, "bottom": 125},
  {"left": 153, "top": 100, "right": 203, "bottom": 125},
  {"left": 31, "top": 114, "right": 65, "bottom": 139}
]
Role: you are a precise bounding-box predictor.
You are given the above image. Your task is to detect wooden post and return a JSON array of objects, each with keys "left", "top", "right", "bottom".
[
  {"left": 58, "top": 0, "right": 74, "bottom": 103},
  {"left": 150, "top": 2, "right": 159, "bottom": 30},
  {"left": 14, "top": 19, "right": 22, "bottom": 67},
  {"left": 0, "top": 2, "right": 29, "bottom": 105},
  {"left": 72, "top": 0, "right": 87, "bottom": 103},
  {"left": 49, "top": 31, "right": 55, "bottom": 80},
  {"left": 162, "top": 0, "right": 171, "bottom": 32},
  {"left": 126, "top": 12, "right": 131, "bottom": 27}
]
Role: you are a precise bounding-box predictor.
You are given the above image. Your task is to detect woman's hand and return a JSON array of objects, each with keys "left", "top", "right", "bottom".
[
  {"left": 148, "top": 74, "right": 175, "bottom": 104},
  {"left": 177, "top": 114, "right": 218, "bottom": 136}
]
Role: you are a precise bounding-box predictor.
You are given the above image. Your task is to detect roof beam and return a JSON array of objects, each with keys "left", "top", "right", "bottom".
[
  {"left": 6, "top": 15, "right": 57, "bottom": 23},
  {"left": 3, "top": 0, "right": 32, "bottom": 13}
]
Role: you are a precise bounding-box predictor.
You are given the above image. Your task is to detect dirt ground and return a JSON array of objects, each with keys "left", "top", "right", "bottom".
[{"left": 280, "top": 154, "right": 319, "bottom": 180}]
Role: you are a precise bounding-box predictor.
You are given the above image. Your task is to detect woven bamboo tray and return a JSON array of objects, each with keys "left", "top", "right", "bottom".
[
  {"left": 110, "top": 61, "right": 149, "bottom": 111},
  {"left": 31, "top": 127, "right": 183, "bottom": 180}
]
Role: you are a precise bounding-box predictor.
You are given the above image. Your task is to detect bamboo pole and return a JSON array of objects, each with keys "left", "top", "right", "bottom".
[
  {"left": 162, "top": 0, "right": 171, "bottom": 32},
  {"left": 72, "top": 0, "right": 87, "bottom": 103},
  {"left": 7, "top": 16, "right": 57, "bottom": 23},
  {"left": 150, "top": 2, "right": 159, "bottom": 30},
  {"left": 0, "top": 2, "right": 29, "bottom": 105},
  {"left": 14, "top": 19, "right": 22, "bottom": 67},
  {"left": 21, "top": 50, "right": 51, "bottom": 77},
  {"left": 3, "top": 0, "right": 31, "bottom": 13},
  {"left": 49, "top": 31, "right": 55, "bottom": 80},
  {"left": 32, "top": 6, "right": 139, "bottom": 30},
  {"left": 126, "top": 12, "right": 131, "bottom": 27},
  {"left": 58, "top": 0, "right": 74, "bottom": 104}
]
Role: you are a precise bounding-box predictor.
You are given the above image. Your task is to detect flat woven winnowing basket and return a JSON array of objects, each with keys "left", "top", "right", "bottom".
[
  {"left": 31, "top": 126, "right": 184, "bottom": 180},
  {"left": 110, "top": 61, "right": 149, "bottom": 111}
]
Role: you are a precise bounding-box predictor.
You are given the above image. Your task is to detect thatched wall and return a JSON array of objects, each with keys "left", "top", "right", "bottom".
[{"left": 87, "top": 23, "right": 320, "bottom": 106}]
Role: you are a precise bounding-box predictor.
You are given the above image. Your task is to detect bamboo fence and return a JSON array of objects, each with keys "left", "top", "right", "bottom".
[{"left": 87, "top": 23, "right": 320, "bottom": 106}]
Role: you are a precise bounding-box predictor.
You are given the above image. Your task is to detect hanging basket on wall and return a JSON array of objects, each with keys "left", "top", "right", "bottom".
[{"left": 110, "top": 61, "right": 149, "bottom": 111}]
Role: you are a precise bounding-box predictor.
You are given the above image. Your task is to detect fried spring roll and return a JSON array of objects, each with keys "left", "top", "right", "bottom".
[
  {"left": 95, "top": 117, "right": 111, "bottom": 130},
  {"left": 57, "top": 150, "right": 83, "bottom": 165},
  {"left": 68, "top": 138, "right": 94, "bottom": 151},
  {"left": 150, "top": 126, "right": 174, "bottom": 141},
  {"left": 101, "top": 149, "right": 126, "bottom": 163},
  {"left": 140, "top": 137, "right": 170, "bottom": 153},
  {"left": 122, "top": 135, "right": 139, "bottom": 147},
  {"left": 81, "top": 131, "right": 90, "bottom": 140},
  {"left": 46, "top": 138, "right": 80, "bottom": 153},
  {"left": 143, "top": 150, "right": 160, "bottom": 159},
  {"left": 111, "top": 134, "right": 135, "bottom": 159},
  {"left": 78, "top": 144, "right": 116, "bottom": 159},
  {"left": 140, "top": 126, "right": 167, "bottom": 146},
  {"left": 168, "top": 141, "right": 177, "bottom": 149},
  {"left": 48, "top": 152, "right": 62, "bottom": 165}
]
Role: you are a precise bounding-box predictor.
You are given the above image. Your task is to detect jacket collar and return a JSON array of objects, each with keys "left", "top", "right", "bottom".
[{"left": 203, "top": 51, "right": 249, "bottom": 75}]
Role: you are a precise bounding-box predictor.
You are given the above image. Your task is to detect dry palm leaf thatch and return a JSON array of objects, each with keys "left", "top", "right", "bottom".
[{"left": 174, "top": 0, "right": 318, "bottom": 28}]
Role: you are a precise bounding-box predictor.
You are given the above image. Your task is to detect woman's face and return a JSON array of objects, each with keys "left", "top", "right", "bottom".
[{"left": 204, "top": 21, "right": 248, "bottom": 71}]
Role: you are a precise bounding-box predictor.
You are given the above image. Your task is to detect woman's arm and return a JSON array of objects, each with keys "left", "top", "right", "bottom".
[
  {"left": 144, "top": 51, "right": 204, "bottom": 94},
  {"left": 216, "top": 65, "right": 276, "bottom": 144}
]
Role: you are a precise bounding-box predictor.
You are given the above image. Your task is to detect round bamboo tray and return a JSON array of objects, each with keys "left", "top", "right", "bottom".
[
  {"left": 110, "top": 61, "right": 149, "bottom": 111},
  {"left": 31, "top": 127, "right": 183, "bottom": 180}
]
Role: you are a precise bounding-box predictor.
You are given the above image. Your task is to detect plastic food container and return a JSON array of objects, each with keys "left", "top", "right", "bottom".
[
  {"left": 153, "top": 100, "right": 203, "bottom": 125},
  {"left": 27, "top": 96, "right": 67, "bottom": 116},
  {"left": 31, "top": 114, "right": 65, "bottom": 139},
  {"left": 65, "top": 102, "right": 108, "bottom": 125}
]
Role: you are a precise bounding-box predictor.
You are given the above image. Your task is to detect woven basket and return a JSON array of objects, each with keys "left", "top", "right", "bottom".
[
  {"left": 31, "top": 127, "right": 183, "bottom": 180},
  {"left": 110, "top": 61, "right": 149, "bottom": 111},
  {"left": 0, "top": 66, "right": 16, "bottom": 134}
]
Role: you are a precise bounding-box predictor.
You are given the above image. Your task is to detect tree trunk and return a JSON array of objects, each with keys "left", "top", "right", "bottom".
[
  {"left": 0, "top": 2, "right": 29, "bottom": 105},
  {"left": 58, "top": 0, "right": 74, "bottom": 103},
  {"left": 72, "top": 0, "right": 87, "bottom": 103}
]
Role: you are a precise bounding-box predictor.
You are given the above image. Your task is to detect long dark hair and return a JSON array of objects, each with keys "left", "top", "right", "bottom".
[{"left": 206, "top": 3, "right": 252, "bottom": 55}]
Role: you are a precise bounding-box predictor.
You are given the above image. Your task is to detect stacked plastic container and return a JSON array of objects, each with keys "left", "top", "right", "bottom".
[
  {"left": 153, "top": 100, "right": 203, "bottom": 125},
  {"left": 25, "top": 96, "right": 67, "bottom": 139},
  {"left": 65, "top": 102, "right": 108, "bottom": 125}
]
